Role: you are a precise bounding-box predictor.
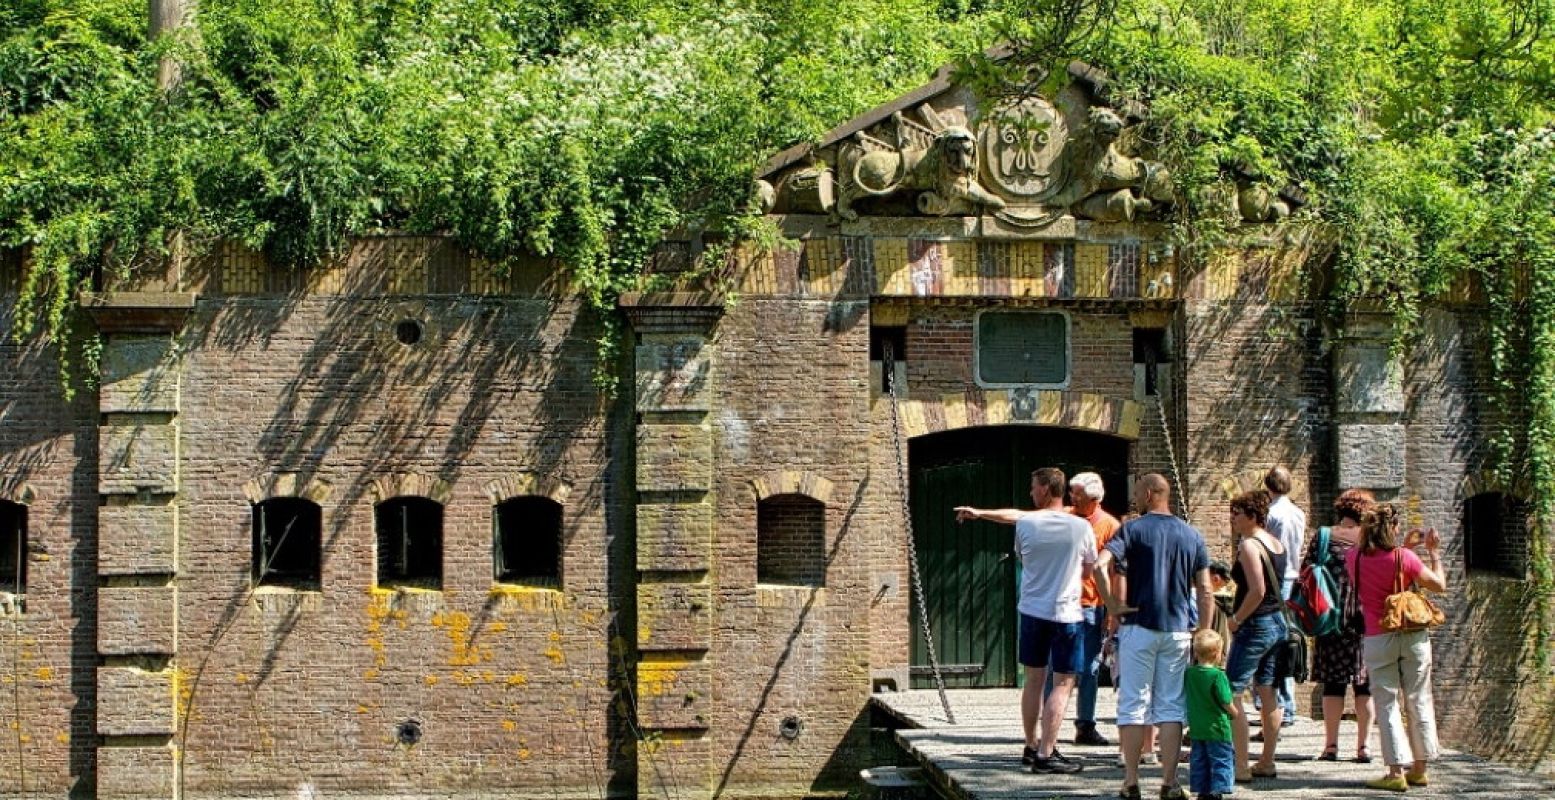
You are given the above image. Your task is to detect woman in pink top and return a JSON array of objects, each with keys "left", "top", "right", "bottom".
[{"left": 1343, "top": 504, "right": 1447, "bottom": 793}]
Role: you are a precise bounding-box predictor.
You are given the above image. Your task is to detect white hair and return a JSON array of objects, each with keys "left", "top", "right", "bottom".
[{"left": 1069, "top": 472, "right": 1105, "bottom": 501}]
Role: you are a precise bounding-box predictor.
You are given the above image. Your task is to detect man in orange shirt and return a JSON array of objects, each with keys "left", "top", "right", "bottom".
[{"left": 1066, "top": 471, "right": 1121, "bottom": 746}]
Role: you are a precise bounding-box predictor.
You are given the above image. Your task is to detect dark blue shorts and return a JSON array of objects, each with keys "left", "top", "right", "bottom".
[
  {"left": 1226, "top": 611, "right": 1286, "bottom": 693},
  {"left": 1019, "top": 614, "right": 1084, "bottom": 674}
]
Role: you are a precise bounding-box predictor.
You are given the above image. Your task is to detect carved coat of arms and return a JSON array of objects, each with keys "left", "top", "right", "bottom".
[{"left": 980, "top": 97, "right": 1068, "bottom": 201}]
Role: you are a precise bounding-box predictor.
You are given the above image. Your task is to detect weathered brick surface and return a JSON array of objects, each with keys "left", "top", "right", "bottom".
[
  {"left": 97, "top": 586, "right": 178, "bottom": 655},
  {"left": 1336, "top": 423, "right": 1408, "bottom": 489},
  {"left": 637, "top": 502, "right": 714, "bottom": 572},
  {"left": 97, "top": 667, "right": 176, "bottom": 735},
  {"left": 98, "top": 503, "right": 179, "bottom": 576},
  {"left": 97, "top": 744, "right": 177, "bottom": 799},
  {"left": 99, "top": 419, "right": 179, "bottom": 495},
  {"left": 636, "top": 658, "right": 713, "bottom": 729},
  {"left": 636, "top": 424, "right": 714, "bottom": 492},
  {"left": 637, "top": 582, "right": 712, "bottom": 651},
  {"left": 167, "top": 270, "right": 629, "bottom": 796},
  {"left": 100, "top": 334, "right": 180, "bottom": 414},
  {"left": 636, "top": 336, "right": 714, "bottom": 412},
  {"left": 0, "top": 296, "right": 99, "bottom": 798}
]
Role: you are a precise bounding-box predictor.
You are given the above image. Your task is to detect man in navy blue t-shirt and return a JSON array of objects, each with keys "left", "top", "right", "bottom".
[{"left": 1093, "top": 474, "right": 1215, "bottom": 800}]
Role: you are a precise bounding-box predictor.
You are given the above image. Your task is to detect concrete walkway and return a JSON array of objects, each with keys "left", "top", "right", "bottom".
[{"left": 871, "top": 689, "right": 1555, "bottom": 798}]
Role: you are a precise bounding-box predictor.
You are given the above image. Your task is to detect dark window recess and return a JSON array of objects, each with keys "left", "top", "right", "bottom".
[
  {"left": 870, "top": 326, "right": 908, "bottom": 393},
  {"left": 757, "top": 494, "right": 826, "bottom": 586},
  {"left": 977, "top": 311, "right": 1068, "bottom": 385},
  {"left": 494, "top": 497, "right": 562, "bottom": 587},
  {"left": 1464, "top": 492, "right": 1529, "bottom": 578},
  {"left": 0, "top": 500, "right": 27, "bottom": 606},
  {"left": 252, "top": 498, "right": 322, "bottom": 588},
  {"left": 376, "top": 497, "right": 444, "bottom": 589},
  {"left": 1133, "top": 328, "right": 1170, "bottom": 396}
]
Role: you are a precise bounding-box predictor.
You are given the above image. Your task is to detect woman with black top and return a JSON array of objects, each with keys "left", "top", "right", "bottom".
[
  {"left": 1308, "top": 488, "right": 1375, "bottom": 763},
  {"left": 1224, "top": 489, "right": 1288, "bottom": 783}
]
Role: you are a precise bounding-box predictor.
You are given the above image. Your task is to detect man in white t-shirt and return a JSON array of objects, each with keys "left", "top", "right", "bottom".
[
  {"left": 956, "top": 467, "right": 1097, "bottom": 775},
  {"left": 1264, "top": 466, "right": 1307, "bottom": 726}
]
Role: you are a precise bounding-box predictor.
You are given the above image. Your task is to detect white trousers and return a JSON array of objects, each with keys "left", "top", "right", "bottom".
[{"left": 1363, "top": 630, "right": 1440, "bottom": 767}]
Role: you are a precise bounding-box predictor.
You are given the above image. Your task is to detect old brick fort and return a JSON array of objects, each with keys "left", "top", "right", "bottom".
[{"left": 2, "top": 62, "right": 1552, "bottom": 799}]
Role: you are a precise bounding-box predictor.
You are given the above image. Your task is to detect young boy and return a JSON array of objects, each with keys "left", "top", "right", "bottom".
[{"left": 1185, "top": 629, "right": 1237, "bottom": 800}]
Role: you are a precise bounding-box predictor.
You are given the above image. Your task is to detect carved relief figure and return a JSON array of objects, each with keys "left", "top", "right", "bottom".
[
  {"left": 1066, "top": 107, "right": 1173, "bottom": 223},
  {"left": 837, "top": 118, "right": 1006, "bottom": 220},
  {"left": 980, "top": 96, "right": 1068, "bottom": 199}
]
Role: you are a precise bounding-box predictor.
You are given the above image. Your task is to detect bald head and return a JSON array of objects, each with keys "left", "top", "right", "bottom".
[
  {"left": 1133, "top": 473, "right": 1172, "bottom": 514},
  {"left": 1264, "top": 466, "right": 1292, "bottom": 496}
]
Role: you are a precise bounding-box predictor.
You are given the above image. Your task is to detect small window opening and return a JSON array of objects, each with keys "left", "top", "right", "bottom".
[
  {"left": 252, "top": 498, "right": 322, "bottom": 588},
  {"left": 1464, "top": 492, "right": 1529, "bottom": 578},
  {"left": 0, "top": 500, "right": 27, "bottom": 613},
  {"left": 1133, "top": 328, "right": 1170, "bottom": 396},
  {"left": 376, "top": 497, "right": 444, "bottom": 589},
  {"left": 494, "top": 496, "right": 562, "bottom": 587},
  {"left": 870, "top": 326, "right": 908, "bottom": 393},
  {"left": 757, "top": 493, "right": 826, "bottom": 586}
]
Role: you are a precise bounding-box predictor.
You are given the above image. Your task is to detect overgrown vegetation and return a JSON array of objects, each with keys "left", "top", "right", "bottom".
[{"left": 2, "top": 2, "right": 1554, "bottom": 636}]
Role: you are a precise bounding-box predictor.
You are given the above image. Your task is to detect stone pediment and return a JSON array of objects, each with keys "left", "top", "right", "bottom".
[{"left": 756, "top": 60, "right": 1297, "bottom": 232}]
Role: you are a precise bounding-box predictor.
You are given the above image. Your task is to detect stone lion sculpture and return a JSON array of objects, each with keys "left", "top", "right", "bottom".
[{"left": 837, "top": 123, "right": 1007, "bottom": 220}]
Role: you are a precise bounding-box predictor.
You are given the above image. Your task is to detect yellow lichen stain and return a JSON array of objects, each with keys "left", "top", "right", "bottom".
[
  {"left": 481, "top": 670, "right": 496, "bottom": 683},
  {"left": 34, "top": 666, "right": 53, "bottom": 681},
  {"left": 363, "top": 667, "right": 381, "bottom": 681},
  {"left": 542, "top": 646, "right": 565, "bottom": 664},
  {"left": 18, "top": 734, "right": 31, "bottom": 744},
  {"left": 548, "top": 631, "right": 562, "bottom": 643},
  {"left": 452, "top": 670, "right": 477, "bottom": 686},
  {"left": 55, "top": 733, "right": 69, "bottom": 744},
  {"left": 501, "top": 719, "right": 517, "bottom": 732},
  {"left": 487, "top": 621, "right": 508, "bottom": 633},
  {"left": 356, "top": 704, "right": 371, "bottom": 714},
  {"left": 234, "top": 672, "right": 250, "bottom": 685},
  {"left": 431, "top": 611, "right": 446, "bottom": 628},
  {"left": 505, "top": 673, "right": 528, "bottom": 687},
  {"left": 441, "top": 611, "right": 480, "bottom": 667},
  {"left": 423, "top": 675, "right": 439, "bottom": 686},
  {"left": 517, "top": 747, "right": 532, "bottom": 760}
]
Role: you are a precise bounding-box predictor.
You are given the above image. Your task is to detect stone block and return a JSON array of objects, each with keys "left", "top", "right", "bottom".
[
  {"left": 99, "top": 504, "right": 178, "bottom": 575},
  {"left": 97, "top": 667, "right": 177, "bottom": 736},
  {"left": 1337, "top": 423, "right": 1406, "bottom": 489},
  {"left": 100, "top": 335, "right": 180, "bottom": 413},
  {"left": 636, "top": 337, "right": 714, "bottom": 412},
  {"left": 1336, "top": 343, "right": 1404, "bottom": 414},
  {"left": 636, "top": 658, "right": 713, "bottom": 729},
  {"left": 638, "top": 730, "right": 713, "bottom": 800},
  {"left": 637, "top": 582, "right": 711, "bottom": 651},
  {"left": 97, "top": 744, "right": 177, "bottom": 799},
  {"left": 98, "top": 586, "right": 177, "bottom": 656},
  {"left": 99, "top": 421, "right": 178, "bottom": 495},
  {"left": 636, "top": 424, "right": 712, "bottom": 493},
  {"left": 637, "top": 502, "right": 714, "bottom": 572}
]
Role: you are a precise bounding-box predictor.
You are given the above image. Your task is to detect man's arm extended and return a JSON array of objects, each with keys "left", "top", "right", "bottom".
[{"left": 953, "top": 507, "right": 1024, "bottom": 525}]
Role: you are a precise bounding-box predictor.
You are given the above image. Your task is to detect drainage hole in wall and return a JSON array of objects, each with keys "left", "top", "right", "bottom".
[
  {"left": 394, "top": 320, "right": 424, "bottom": 346},
  {"left": 779, "top": 716, "right": 803, "bottom": 740},
  {"left": 397, "top": 719, "right": 423, "bottom": 745}
]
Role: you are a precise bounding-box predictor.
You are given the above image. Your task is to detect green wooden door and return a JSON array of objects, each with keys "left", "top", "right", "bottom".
[{"left": 909, "top": 426, "right": 1130, "bottom": 688}]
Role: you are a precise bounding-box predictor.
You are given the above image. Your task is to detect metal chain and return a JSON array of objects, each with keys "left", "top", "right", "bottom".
[
  {"left": 883, "top": 342, "right": 955, "bottom": 724},
  {"left": 1155, "top": 382, "right": 1190, "bottom": 519}
]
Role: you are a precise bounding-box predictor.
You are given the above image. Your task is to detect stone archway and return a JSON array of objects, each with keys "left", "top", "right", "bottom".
[{"left": 891, "top": 387, "right": 1143, "bottom": 442}]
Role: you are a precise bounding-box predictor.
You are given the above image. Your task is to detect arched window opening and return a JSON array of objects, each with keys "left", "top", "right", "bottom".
[
  {"left": 252, "top": 497, "right": 322, "bottom": 588},
  {"left": 757, "top": 494, "right": 826, "bottom": 586},
  {"left": 493, "top": 496, "right": 562, "bottom": 588},
  {"left": 376, "top": 497, "right": 444, "bottom": 589},
  {"left": 0, "top": 500, "right": 27, "bottom": 613}
]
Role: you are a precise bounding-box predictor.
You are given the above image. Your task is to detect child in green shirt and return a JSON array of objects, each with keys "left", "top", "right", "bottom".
[{"left": 1185, "top": 629, "right": 1238, "bottom": 800}]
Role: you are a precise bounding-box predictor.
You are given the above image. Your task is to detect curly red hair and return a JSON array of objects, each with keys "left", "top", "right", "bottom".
[{"left": 1333, "top": 488, "right": 1376, "bottom": 525}]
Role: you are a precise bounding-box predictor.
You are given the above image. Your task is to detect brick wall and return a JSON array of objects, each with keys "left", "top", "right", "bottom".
[
  {"left": 757, "top": 495, "right": 827, "bottom": 587},
  {"left": 0, "top": 291, "right": 98, "bottom": 799}
]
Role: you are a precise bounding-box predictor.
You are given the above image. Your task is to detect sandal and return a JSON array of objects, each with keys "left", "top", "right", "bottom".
[
  {"left": 1249, "top": 764, "right": 1278, "bottom": 779},
  {"left": 1318, "top": 744, "right": 1339, "bottom": 762},
  {"left": 1353, "top": 745, "right": 1372, "bottom": 764}
]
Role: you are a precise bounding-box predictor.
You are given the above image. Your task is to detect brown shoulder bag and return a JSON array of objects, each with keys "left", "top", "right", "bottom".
[{"left": 1379, "top": 550, "right": 1444, "bottom": 632}]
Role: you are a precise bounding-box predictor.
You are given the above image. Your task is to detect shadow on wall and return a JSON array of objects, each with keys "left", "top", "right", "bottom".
[{"left": 172, "top": 240, "right": 629, "bottom": 791}]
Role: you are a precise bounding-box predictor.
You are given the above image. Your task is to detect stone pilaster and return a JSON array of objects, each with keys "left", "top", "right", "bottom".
[
  {"left": 1333, "top": 307, "right": 1406, "bottom": 497},
  {"left": 87, "top": 292, "right": 194, "bottom": 800},
  {"left": 621, "top": 293, "right": 722, "bottom": 800}
]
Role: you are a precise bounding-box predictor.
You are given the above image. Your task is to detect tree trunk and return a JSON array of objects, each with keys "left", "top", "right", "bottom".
[{"left": 149, "top": 0, "right": 193, "bottom": 91}]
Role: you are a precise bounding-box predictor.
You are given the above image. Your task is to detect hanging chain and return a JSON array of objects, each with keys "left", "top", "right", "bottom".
[
  {"left": 1155, "top": 376, "right": 1190, "bottom": 519},
  {"left": 883, "top": 341, "right": 955, "bottom": 724}
]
